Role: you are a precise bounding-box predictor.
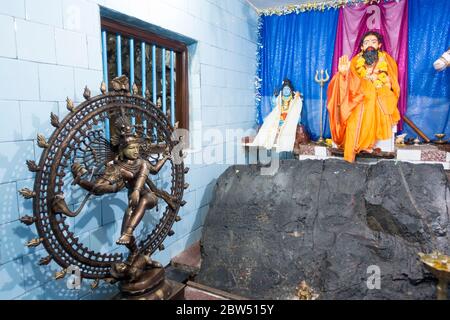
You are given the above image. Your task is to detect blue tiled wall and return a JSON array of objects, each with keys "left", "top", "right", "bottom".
[{"left": 0, "top": 0, "right": 258, "bottom": 300}]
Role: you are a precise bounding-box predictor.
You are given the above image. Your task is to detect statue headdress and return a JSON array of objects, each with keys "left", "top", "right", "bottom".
[
  {"left": 110, "top": 116, "right": 140, "bottom": 149},
  {"left": 280, "top": 78, "right": 295, "bottom": 99}
]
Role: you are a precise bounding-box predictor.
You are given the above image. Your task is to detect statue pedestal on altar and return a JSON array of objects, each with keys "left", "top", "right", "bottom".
[
  {"left": 375, "top": 126, "right": 397, "bottom": 152},
  {"left": 332, "top": 126, "right": 397, "bottom": 153}
]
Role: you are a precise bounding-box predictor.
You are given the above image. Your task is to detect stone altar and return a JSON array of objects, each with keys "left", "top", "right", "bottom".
[{"left": 197, "top": 159, "right": 450, "bottom": 299}]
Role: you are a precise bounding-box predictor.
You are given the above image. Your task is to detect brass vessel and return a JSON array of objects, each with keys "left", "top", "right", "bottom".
[
  {"left": 418, "top": 252, "right": 450, "bottom": 300},
  {"left": 434, "top": 133, "right": 448, "bottom": 144}
]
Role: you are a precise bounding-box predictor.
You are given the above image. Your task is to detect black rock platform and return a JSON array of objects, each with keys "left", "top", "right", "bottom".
[{"left": 197, "top": 159, "right": 450, "bottom": 299}]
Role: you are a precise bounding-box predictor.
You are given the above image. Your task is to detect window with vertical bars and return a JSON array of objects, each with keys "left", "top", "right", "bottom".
[{"left": 100, "top": 18, "right": 189, "bottom": 130}]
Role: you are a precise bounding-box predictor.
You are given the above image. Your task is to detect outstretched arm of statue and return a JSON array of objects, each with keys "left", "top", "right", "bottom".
[
  {"left": 78, "top": 179, "right": 121, "bottom": 195},
  {"left": 149, "top": 148, "right": 171, "bottom": 174},
  {"left": 71, "top": 163, "right": 121, "bottom": 195}
]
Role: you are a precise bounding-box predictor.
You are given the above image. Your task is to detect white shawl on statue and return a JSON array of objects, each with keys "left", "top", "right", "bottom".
[{"left": 251, "top": 94, "right": 303, "bottom": 152}]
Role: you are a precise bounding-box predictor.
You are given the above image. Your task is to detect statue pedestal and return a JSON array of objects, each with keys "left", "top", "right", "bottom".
[
  {"left": 330, "top": 126, "right": 396, "bottom": 152},
  {"left": 113, "top": 268, "right": 173, "bottom": 300},
  {"left": 375, "top": 126, "right": 397, "bottom": 152}
]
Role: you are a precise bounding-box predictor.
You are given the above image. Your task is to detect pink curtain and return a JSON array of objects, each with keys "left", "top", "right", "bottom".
[{"left": 331, "top": 0, "right": 408, "bottom": 130}]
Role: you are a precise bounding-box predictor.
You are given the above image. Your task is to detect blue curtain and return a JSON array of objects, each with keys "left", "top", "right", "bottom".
[
  {"left": 258, "top": 10, "right": 339, "bottom": 140},
  {"left": 405, "top": 0, "right": 450, "bottom": 140}
]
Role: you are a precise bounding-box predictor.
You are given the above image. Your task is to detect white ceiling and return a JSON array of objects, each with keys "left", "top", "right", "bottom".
[{"left": 247, "top": 0, "right": 314, "bottom": 10}]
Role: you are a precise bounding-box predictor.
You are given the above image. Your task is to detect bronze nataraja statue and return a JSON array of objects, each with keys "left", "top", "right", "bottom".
[
  {"left": 71, "top": 115, "right": 179, "bottom": 263},
  {"left": 18, "top": 75, "right": 188, "bottom": 299}
]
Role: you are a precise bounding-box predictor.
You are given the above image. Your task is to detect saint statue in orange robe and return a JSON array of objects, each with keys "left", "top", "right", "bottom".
[{"left": 327, "top": 31, "right": 400, "bottom": 163}]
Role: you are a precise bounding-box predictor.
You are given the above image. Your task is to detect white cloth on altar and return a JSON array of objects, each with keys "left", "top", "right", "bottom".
[
  {"left": 375, "top": 125, "right": 397, "bottom": 152},
  {"left": 251, "top": 94, "right": 303, "bottom": 152}
]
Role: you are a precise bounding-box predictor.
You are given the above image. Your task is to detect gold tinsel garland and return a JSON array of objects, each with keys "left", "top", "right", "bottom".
[{"left": 258, "top": 0, "right": 401, "bottom": 16}]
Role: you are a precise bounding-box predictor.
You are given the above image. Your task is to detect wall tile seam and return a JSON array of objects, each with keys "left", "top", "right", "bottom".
[
  {"left": 151, "top": 0, "right": 257, "bottom": 38},
  {"left": 192, "top": 0, "right": 258, "bottom": 33},
  {"left": 6, "top": 1, "right": 257, "bottom": 42},
  {"left": 164, "top": 224, "right": 203, "bottom": 251},
  {"left": 199, "top": 49, "right": 258, "bottom": 63},
  {"left": 165, "top": 225, "right": 203, "bottom": 245},
  {"left": 0, "top": 56, "right": 98, "bottom": 71},
  {"left": 195, "top": 32, "right": 257, "bottom": 49},
  {"left": 13, "top": 17, "right": 58, "bottom": 62},
  {"left": 13, "top": 16, "right": 19, "bottom": 60},
  {"left": 142, "top": 3, "right": 257, "bottom": 44},
  {"left": 0, "top": 258, "right": 26, "bottom": 300},
  {"left": 198, "top": 63, "right": 256, "bottom": 75},
  {"left": 0, "top": 1, "right": 26, "bottom": 19},
  {"left": 13, "top": 10, "right": 62, "bottom": 29},
  {"left": 19, "top": 1, "right": 101, "bottom": 35},
  {"left": 0, "top": 137, "right": 35, "bottom": 144}
]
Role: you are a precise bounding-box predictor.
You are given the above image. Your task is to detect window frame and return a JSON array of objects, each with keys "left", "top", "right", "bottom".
[{"left": 101, "top": 18, "right": 190, "bottom": 131}]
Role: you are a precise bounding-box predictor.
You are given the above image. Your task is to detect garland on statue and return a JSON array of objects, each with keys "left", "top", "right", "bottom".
[
  {"left": 355, "top": 51, "right": 390, "bottom": 88},
  {"left": 258, "top": 0, "right": 401, "bottom": 16}
]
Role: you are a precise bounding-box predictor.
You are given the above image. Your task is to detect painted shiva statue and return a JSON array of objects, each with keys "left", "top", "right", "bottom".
[{"left": 251, "top": 78, "right": 303, "bottom": 152}]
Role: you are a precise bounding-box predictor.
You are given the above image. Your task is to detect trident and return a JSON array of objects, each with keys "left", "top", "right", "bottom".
[{"left": 314, "top": 69, "right": 330, "bottom": 143}]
